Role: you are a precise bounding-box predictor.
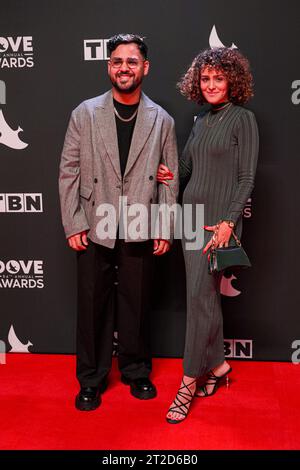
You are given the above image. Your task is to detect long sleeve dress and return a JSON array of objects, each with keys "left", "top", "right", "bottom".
[{"left": 180, "top": 104, "right": 259, "bottom": 377}]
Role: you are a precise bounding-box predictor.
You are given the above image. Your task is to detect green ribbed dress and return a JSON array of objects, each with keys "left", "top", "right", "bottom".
[{"left": 180, "top": 104, "right": 259, "bottom": 377}]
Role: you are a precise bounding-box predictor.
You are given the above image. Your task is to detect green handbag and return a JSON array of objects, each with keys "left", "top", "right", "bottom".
[{"left": 208, "top": 226, "right": 251, "bottom": 275}]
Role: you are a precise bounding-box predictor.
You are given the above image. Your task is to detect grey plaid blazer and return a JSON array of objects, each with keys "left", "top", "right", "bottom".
[{"left": 59, "top": 90, "right": 179, "bottom": 248}]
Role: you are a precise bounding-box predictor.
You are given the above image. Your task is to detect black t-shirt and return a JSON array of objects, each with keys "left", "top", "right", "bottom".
[{"left": 113, "top": 99, "right": 139, "bottom": 177}]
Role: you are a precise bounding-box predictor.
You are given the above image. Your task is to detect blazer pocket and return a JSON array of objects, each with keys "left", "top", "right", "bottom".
[{"left": 80, "top": 185, "right": 93, "bottom": 200}]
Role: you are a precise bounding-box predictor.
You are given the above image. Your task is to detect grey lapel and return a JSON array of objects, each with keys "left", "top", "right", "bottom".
[
  {"left": 94, "top": 91, "right": 157, "bottom": 179},
  {"left": 95, "top": 91, "right": 121, "bottom": 179},
  {"left": 124, "top": 92, "right": 157, "bottom": 177}
]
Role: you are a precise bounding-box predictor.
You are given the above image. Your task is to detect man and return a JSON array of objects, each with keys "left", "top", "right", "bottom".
[{"left": 59, "top": 33, "right": 178, "bottom": 411}]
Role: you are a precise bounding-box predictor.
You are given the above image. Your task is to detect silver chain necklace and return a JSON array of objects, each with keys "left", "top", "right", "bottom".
[
  {"left": 114, "top": 106, "right": 138, "bottom": 122},
  {"left": 206, "top": 102, "right": 232, "bottom": 128}
]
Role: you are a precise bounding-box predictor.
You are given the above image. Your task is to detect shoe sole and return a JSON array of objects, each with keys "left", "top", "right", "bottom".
[
  {"left": 166, "top": 417, "right": 186, "bottom": 424},
  {"left": 131, "top": 388, "right": 157, "bottom": 400}
]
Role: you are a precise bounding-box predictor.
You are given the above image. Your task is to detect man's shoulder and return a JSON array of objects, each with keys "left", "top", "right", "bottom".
[
  {"left": 142, "top": 93, "right": 174, "bottom": 122},
  {"left": 72, "top": 91, "right": 110, "bottom": 114}
]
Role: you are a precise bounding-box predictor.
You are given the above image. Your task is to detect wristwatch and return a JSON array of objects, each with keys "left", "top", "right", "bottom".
[{"left": 223, "top": 220, "right": 235, "bottom": 229}]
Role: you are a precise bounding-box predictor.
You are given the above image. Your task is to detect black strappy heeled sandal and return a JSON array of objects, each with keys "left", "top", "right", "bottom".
[
  {"left": 166, "top": 378, "right": 197, "bottom": 424},
  {"left": 195, "top": 367, "right": 232, "bottom": 397}
]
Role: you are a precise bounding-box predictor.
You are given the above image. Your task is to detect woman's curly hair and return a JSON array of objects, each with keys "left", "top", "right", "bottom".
[{"left": 178, "top": 47, "right": 254, "bottom": 105}]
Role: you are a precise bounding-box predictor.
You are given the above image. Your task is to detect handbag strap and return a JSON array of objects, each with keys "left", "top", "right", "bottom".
[
  {"left": 231, "top": 230, "right": 241, "bottom": 247},
  {"left": 211, "top": 225, "right": 219, "bottom": 252}
]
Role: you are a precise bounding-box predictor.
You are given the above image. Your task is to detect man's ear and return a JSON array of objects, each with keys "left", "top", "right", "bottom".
[{"left": 143, "top": 60, "right": 150, "bottom": 76}]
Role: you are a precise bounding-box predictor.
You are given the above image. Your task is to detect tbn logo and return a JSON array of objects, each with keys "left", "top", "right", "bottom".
[
  {"left": 224, "top": 340, "right": 253, "bottom": 358},
  {"left": 0, "top": 194, "right": 43, "bottom": 212}
]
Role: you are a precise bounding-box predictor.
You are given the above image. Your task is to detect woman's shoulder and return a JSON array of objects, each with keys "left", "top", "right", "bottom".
[
  {"left": 232, "top": 104, "right": 256, "bottom": 119},
  {"left": 231, "top": 105, "right": 257, "bottom": 130},
  {"left": 195, "top": 104, "right": 210, "bottom": 120},
  {"left": 194, "top": 104, "right": 257, "bottom": 130},
  {"left": 196, "top": 103, "right": 256, "bottom": 119}
]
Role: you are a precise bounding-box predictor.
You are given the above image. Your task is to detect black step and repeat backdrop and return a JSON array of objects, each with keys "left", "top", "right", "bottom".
[{"left": 0, "top": 0, "right": 299, "bottom": 362}]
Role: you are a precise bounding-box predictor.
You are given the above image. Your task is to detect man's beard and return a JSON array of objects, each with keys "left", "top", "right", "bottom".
[{"left": 110, "top": 74, "right": 143, "bottom": 94}]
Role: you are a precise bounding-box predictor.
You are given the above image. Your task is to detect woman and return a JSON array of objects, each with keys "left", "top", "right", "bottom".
[{"left": 157, "top": 47, "right": 259, "bottom": 424}]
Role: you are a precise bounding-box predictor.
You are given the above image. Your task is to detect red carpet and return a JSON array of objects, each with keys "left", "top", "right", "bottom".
[{"left": 0, "top": 354, "right": 299, "bottom": 450}]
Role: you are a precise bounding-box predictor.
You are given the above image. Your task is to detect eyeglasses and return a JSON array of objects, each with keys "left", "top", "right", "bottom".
[{"left": 109, "top": 58, "right": 144, "bottom": 69}]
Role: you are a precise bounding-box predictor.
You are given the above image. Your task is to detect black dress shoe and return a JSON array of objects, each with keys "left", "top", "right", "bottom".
[
  {"left": 75, "top": 379, "right": 108, "bottom": 411},
  {"left": 121, "top": 376, "right": 157, "bottom": 400},
  {"left": 75, "top": 387, "right": 101, "bottom": 411}
]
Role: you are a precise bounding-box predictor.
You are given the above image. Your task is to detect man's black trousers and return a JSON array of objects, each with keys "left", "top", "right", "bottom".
[{"left": 76, "top": 238, "right": 154, "bottom": 388}]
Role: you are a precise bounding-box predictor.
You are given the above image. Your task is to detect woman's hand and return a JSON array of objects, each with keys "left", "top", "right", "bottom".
[
  {"left": 202, "top": 222, "right": 233, "bottom": 254},
  {"left": 156, "top": 163, "right": 174, "bottom": 186},
  {"left": 153, "top": 239, "right": 170, "bottom": 255}
]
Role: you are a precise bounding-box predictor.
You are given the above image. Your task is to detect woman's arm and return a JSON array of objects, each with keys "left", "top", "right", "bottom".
[
  {"left": 203, "top": 110, "right": 259, "bottom": 254},
  {"left": 222, "top": 110, "right": 259, "bottom": 224},
  {"left": 178, "top": 126, "right": 194, "bottom": 182}
]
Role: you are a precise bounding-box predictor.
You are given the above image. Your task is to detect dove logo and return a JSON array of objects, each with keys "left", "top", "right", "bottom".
[
  {"left": 0, "top": 80, "right": 28, "bottom": 150},
  {"left": 0, "top": 36, "right": 34, "bottom": 68},
  {"left": 0, "top": 259, "right": 43, "bottom": 275},
  {"left": 221, "top": 274, "right": 241, "bottom": 297},
  {"left": 0, "top": 37, "right": 28, "bottom": 53},
  {"left": 209, "top": 25, "right": 237, "bottom": 49},
  {"left": 0, "top": 259, "right": 44, "bottom": 288},
  {"left": 8, "top": 325, "right": 33, "bottom": 353},
  {"left": 84, "top": 39, "right": 109, "bottom": 61},
  {"left": 291, "top": 80, "right": 300, "bottom": 105},
  {"left": 0, "top": 109, "right": 28, "bottom": 149},
  {"left": 6, "top": 260, "right": 21, "bottom": 274}
]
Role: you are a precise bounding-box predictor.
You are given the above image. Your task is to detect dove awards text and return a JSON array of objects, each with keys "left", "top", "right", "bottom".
[{"left": 0, "top": 36, "right": 34, "bottom": 68}]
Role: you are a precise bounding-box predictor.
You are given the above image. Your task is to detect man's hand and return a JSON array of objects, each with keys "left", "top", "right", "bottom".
[
  {"left": 68, "top": 231, "right": 89, "bottom": 251},
  {"left": 153, "top": 239, "right": 170, "bottom": 256}
]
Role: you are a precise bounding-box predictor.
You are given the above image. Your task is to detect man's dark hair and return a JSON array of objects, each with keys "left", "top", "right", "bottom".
[{"left": 107, "top": 33, "right": 148, "bottom": 59}]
